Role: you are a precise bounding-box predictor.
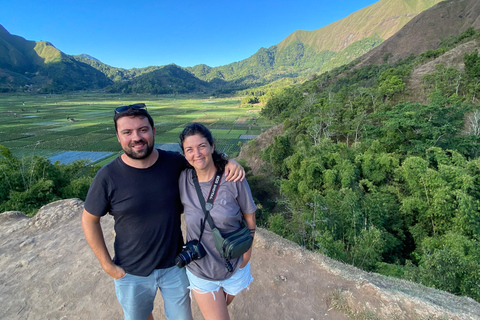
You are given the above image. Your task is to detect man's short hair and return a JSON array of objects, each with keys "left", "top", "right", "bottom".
[{"left": 114, "top": 108, "right": 154, "bottom": 132}]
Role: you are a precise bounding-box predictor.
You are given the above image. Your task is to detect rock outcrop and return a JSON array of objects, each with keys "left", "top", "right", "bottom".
[{"left": 1, "top": 199, "right": 479, "bottom": 320}]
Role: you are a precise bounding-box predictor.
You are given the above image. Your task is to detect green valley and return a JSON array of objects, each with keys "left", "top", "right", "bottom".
[{"left": 0, "top": 93, "right": 270, "bottom": 163}]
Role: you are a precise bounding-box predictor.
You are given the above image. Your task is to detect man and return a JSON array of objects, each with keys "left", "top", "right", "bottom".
[{"left": 82, "top": 103, "right": 244, "bottom": 320}]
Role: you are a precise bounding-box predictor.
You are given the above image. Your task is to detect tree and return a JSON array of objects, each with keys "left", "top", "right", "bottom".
[
  {"left": 422, "top": 64, "right": 463, "bottom": 98},
  {"left": 415, "top": 232, "right": 480, "bottom": 300},
  {"left": 305, "top": 108, "right": 335, "bottom": 146},
  {"left": 464, "top": 49, "right": 480, "bottom": 79},
  {"left": 370, "top": 98, "right": 468, "bottom": 156},
  {"left": 379, "top": 75, "right": 405, "bottom": 102},
  {"left": 378, "top": 68, "right": 407, "bottom": 102},
  {"left": 464, "top": 50, "right": 480, "bottom": 102},
  {"left": 464, "top": 109, "right": 480, "bottom": 136},
  {"left": 261, "top": 87, "right": 304, "bottom": 120},
  {"left": 262, "top": 135, "right": 293, "bottom": 178},
  {"left": 351, "top": 226, "right": 386, "bottom": 271},
  {"left": 0, "top": 145, "right": 98, "bottom": 215}
]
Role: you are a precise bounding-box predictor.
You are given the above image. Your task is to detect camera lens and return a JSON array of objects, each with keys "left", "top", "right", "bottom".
[
  {"left": 175, "top": 240, "right": 206, "bottom": 268},
  {"left": 175, "top": 250, "right": 193, "bottom": 268}
]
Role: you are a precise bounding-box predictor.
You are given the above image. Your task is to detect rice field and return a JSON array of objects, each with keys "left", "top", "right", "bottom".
[{"left": 0, "top": 93, "right": 271, "bottom": 164}]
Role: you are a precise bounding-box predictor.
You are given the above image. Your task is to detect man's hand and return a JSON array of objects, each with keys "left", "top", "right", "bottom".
[
  {"left": 82, "top": 209, "right": 126, "bottom": 279},
  {"left": 104, "top": 262, "right": 126, "bottom": 280},
  {"left": 224, "top": 159, "right": 245, "bottom": 182}
]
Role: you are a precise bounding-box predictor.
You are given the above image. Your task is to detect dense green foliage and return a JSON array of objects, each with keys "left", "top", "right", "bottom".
[
  {"left": 0, "top": 145, "right": 99, "bottom": 215},
  {"left": 251, "top": 28, "right": 480, "bottom": 301}
]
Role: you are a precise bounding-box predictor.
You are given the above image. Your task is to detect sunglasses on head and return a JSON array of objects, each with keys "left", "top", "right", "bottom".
[{"left": 114, "top": 103, "right": 147, "bottom": 114}]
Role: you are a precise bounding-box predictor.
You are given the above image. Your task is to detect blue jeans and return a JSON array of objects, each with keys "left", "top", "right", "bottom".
[{"left": 114, "top": 266, "right": 192, "bottom": 320}]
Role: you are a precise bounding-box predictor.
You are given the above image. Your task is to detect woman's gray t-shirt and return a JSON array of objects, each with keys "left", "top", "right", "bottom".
[{"left": 179, "top": 169, "right": 257, "bottom": 281}]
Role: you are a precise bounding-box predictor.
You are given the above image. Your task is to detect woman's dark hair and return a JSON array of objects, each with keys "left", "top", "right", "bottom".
[{"left": 179, "top": 122, "right": 228, "bottom": 172}]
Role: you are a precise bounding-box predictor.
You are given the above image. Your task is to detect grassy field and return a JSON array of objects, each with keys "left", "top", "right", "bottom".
[{"left": 0, "top": 93, "right": 272, "bottom": 165}]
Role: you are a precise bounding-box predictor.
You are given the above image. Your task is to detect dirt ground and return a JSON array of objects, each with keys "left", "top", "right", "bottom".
[{"left": 1, "top": 199, "right": 479, "bottom": 320}]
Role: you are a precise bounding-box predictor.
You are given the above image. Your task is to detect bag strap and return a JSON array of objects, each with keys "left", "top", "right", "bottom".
[{"left": 192, "top": 170, "right": 222, "bottom": 237}]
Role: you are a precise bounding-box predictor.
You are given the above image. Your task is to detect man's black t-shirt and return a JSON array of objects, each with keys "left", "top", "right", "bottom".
[{"left": 84, "top": 149, "right": 187, "bottom": 276}]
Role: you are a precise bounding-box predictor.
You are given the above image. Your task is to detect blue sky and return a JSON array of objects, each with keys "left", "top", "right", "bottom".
[{"left": 1, "top": 0, "right": 378, "bottom": 69}]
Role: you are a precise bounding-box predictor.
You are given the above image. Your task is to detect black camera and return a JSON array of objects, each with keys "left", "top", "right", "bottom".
[{"left": 175, "top": 240, "right": 206, "bottom": 268}]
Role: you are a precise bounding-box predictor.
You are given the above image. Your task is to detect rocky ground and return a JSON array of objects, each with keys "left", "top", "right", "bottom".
[{"left": 1, "top": 199, "right": 479, "bottom": 320}]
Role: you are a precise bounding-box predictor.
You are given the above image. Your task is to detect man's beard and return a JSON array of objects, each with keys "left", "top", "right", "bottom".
[{"left": 123, "top": 139, "right": 154, "bottom": 160}]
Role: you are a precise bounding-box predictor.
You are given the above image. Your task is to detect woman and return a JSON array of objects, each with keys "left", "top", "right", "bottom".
[{"left": 178, "top": 123, "right": 256, "bottom": 320}]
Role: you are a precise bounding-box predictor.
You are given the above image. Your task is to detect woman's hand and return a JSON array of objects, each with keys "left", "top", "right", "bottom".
[
  {"left": 240, "top": 248, "right": 252, "bottom": 269},
  {"left": 240, "top": 212, "right": 256, "bottom": 269}
]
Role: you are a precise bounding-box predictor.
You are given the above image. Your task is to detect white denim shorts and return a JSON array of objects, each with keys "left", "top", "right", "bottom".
[{"left": 186, "top": 262, "right": 253, "bottom": 297}]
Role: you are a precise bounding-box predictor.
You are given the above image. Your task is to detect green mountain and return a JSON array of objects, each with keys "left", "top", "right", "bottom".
[
  {"left": 0, "top": 0, "right": 446, "bottom": 93},
  {"left": 105, "top": 64, "right": 211, "bottom": 94},
  {"left": 0, "top": 25, "right": 58, "bottom": 72},
  {"left": 187, "top": 0, "right": 444, "bottom": 86},
  {"left": 0, "top": 25, "right": 112, "bottom": 93},
  {"left": 72, "top": 54, "right": 166, "bottom": 82}
]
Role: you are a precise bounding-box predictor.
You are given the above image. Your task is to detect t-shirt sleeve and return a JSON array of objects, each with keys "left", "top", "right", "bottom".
[
  {"left": 170, "top": 150, "right": 189, "bottom": 171},
  {"left": 235, "top": 178, "right": 257, "bottom": 214}
]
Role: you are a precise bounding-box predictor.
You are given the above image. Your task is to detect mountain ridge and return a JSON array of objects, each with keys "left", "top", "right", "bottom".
[
  {"left": 0, "top": 0, "right": 447, "bottom": 93},
  {"left": 357, "top": 0, "right": 480, "bottom": 66},
  {"left": 276, "top": 0, "right": 441, "bottom": 52},
  {"left": 186, "top": 0, "right": 444, "bottom": 86},
  {"left": 0, "top": 25, "right": 113, "bottom": 92}
]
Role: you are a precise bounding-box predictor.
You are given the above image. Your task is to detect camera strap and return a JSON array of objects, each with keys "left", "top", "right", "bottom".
[
  {"left": 192, "top": 170, "right": 222, "bottom": 240},
  {"left": 192, "top": 169, "right": 235, "bottom": 273}
]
